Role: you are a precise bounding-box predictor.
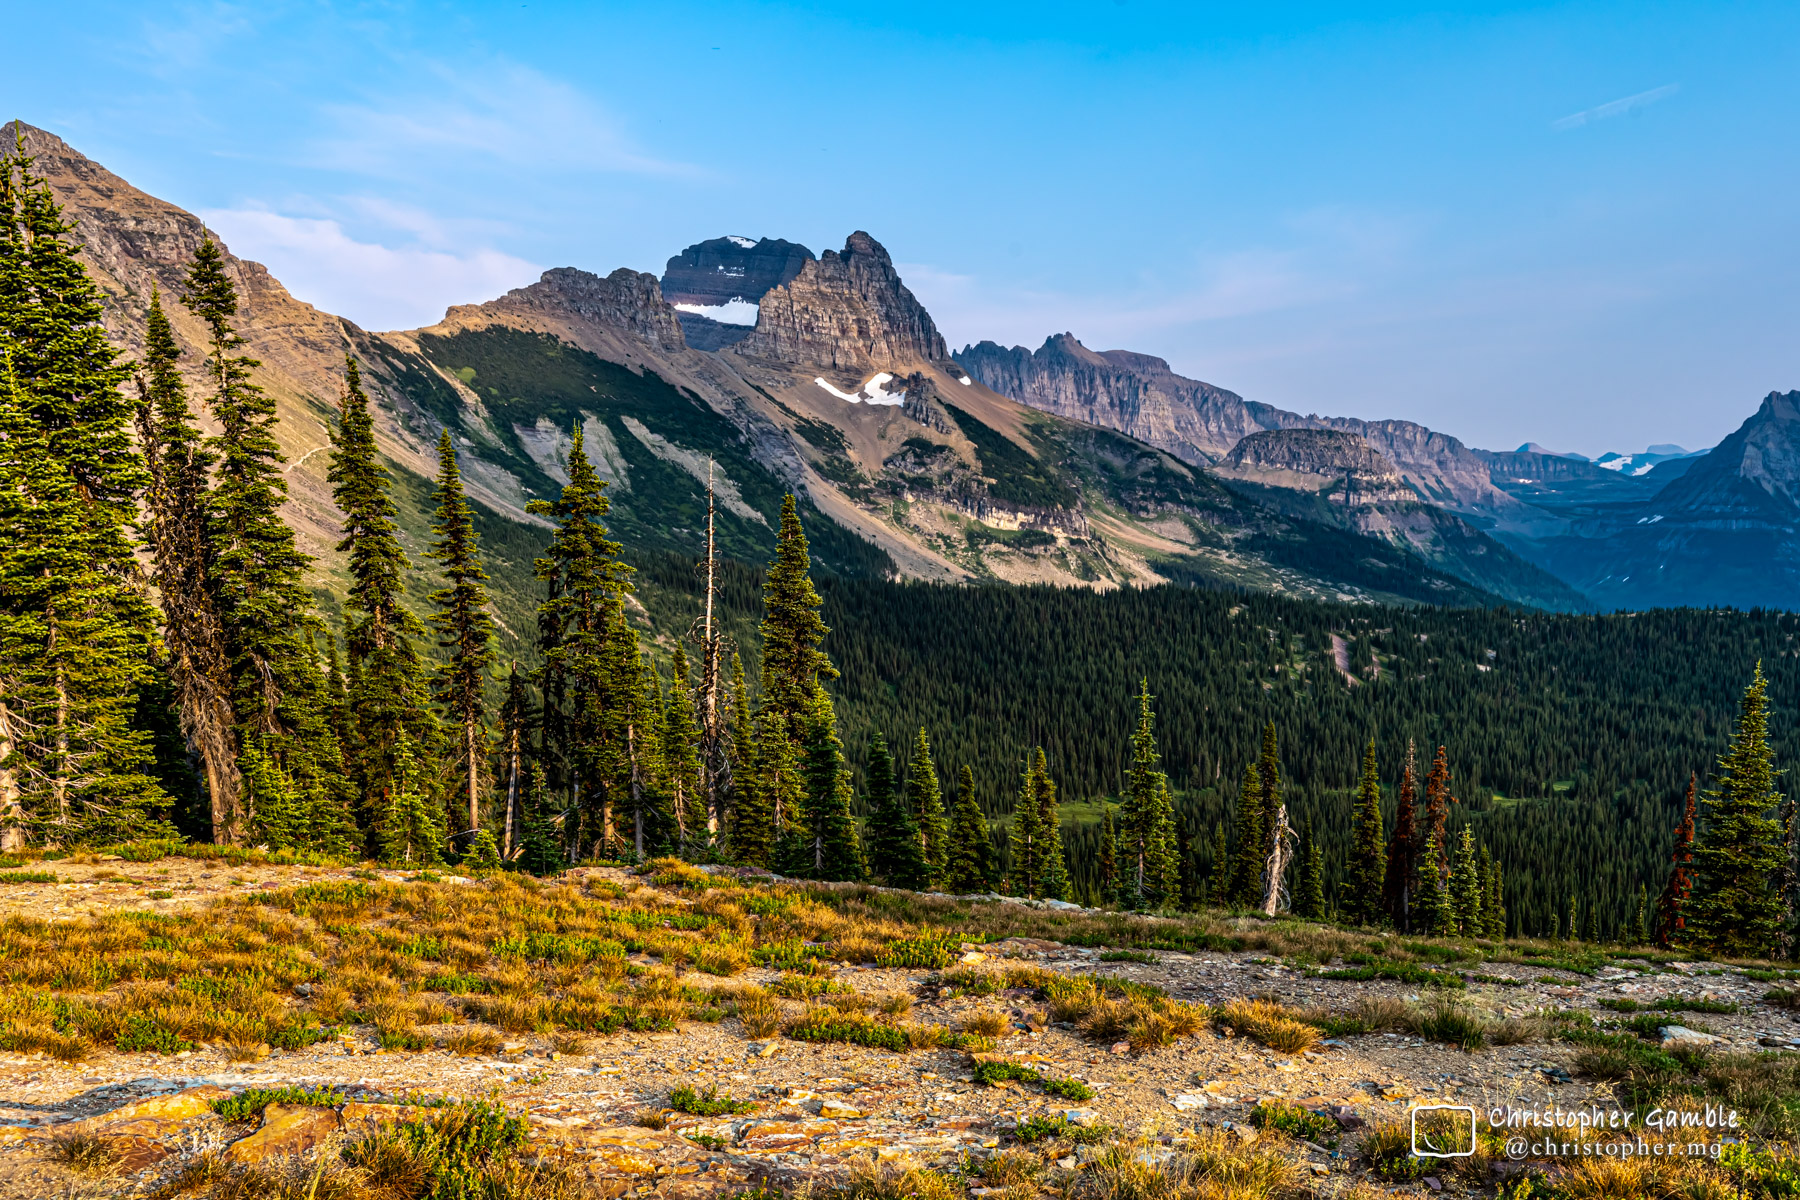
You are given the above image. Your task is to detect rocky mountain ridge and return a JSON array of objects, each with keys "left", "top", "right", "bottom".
[{"left": 736, "top": 232, "right": 949, "bottom": 371}]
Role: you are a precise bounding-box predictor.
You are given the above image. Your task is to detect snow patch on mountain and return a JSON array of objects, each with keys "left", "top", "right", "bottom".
[
  {"left": 815, "top": 372, "right": 906, "bottom": 406},
  {"left": 673, "top": 299, "right": 759, "bottom": 326}
]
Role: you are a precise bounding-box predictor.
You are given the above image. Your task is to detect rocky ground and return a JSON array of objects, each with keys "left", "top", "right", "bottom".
[{"left": 2, "top": 864, "right": 1797, "bottom": 1198}]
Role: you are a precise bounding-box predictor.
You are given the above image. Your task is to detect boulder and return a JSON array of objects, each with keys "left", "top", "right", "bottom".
[{"left": 223, "top": 1103, "right": 343, "bottom": 1163}]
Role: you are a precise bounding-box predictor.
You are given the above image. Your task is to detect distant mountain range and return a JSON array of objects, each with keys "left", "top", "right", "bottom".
[{"left": 14, "top": 119, "right": 1796, "bottom": 625}]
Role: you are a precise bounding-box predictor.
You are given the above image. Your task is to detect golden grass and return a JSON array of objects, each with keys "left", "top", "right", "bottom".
[
  {"left": 51, "top": 1131, "right": 123, "bottom": 1178},
  {"left": 1216, "top": 999, "right": 1319, "bottom": 1054},
  {"left": 961, "top": 1009, "right": 1011, "bottom": 1038},
  {"left": 1070, "top": 1131, "right": 1302, "bottom": 1200}
]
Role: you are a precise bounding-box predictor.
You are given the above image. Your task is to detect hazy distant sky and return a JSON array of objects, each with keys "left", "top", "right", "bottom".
[{"left": 7, "top": 1, "right": 1799, "bottom": 456}]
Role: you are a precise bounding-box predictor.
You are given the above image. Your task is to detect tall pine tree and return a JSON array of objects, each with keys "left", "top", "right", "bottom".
[
  {"left": 134, "top": 287, "right": 239, "bottom": 844},
  {"left": 1686, "top": 667, "right": 1788, "bottom": 958},
  {"left": 0, "top": 140, "right": 167, "bottom": 845},
  {"left": 1382, "top": 741, "right": 1420, "bottom": 930},
  {"left": 186, "top": 238, "right": 349, "bottom": 851},
  {"left": 1229, "top": 762, "right": 1264, "bottom": 908},
  {"left": 864, "top": 731, "right": 925, "bottom": 887},
  {"left": 799, "top": 684, "right": 862, "bottom": 881},
  {"left": 1120, "top": 680, "right": 1179, "bottom": 910},
  {"left": 426, "top": 429, "right": 496, "bottom": 836},
  {"left": 1348, "top": 740, "right": 1386, "bottom": 926},
  {"left": 1294, "top": 817, "right": 1326, "bottom": 919},
  {"left": 329, "top": 356, "right": 437, "bottom": 855},
  {"left": 530, "top": 422, "right": 630, "bottom": 857},
  {"left": 944, "top": 764, "right": 993, "bottom": 893},
  {"left": 907, "top": 728, "right": 949, "bottom": 884}
]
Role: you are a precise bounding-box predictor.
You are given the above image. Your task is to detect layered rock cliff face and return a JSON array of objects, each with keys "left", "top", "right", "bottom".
[
  {"left": 1651, "top": 391, "right": 1800, "bottom": 519},
  {"left": 957, "top": 331, "right": 1525, "bottom": 523},
  {"left": 955, "top": 335, "right": 1264, "bottom": 464},
  {"left": 442, "top": 267, "right": 686, "bottom": 354},
  {"left": 1288, "top": 415, "right": 1518, "bottom": 515},
  {"left": 735, "top": 232, "right": 947, "bottom": 370},
  {"left": 1215, "top": 429, "right": 1416, "bottom": 504},
  {"left": 660, "top": 236, "right": 814, "bottom": 307}
]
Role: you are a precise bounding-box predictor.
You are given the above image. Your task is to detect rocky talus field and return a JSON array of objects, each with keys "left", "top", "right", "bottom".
[{"left": 1, "top": 854, "right": 1798, "bottom": 1199}]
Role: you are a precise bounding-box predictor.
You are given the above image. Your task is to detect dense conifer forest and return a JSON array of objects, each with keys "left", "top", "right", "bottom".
[{"left": 4, "top": 139, "right": 1797, "bottom": 962}]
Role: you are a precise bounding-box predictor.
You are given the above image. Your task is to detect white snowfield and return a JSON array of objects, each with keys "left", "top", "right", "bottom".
[
  {"left": 725, "top": 235, "right": 757, "bottom": 248},
  {"left": 672, "top": 299, "right": 760, "bottom": 326},
  {"left": 815, "top": 372, "right": 907, "bottom": 406}
]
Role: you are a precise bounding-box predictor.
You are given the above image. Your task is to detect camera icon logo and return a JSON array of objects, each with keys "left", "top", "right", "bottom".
[{"left": 1410, "top": 1105, "right": 1477, "bottom": 1158}]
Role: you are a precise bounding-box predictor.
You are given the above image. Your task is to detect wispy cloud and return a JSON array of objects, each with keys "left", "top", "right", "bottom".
[
  {"left": 1552, "top": 84, "right": 1679, "bottom": 131},
  {"left": 312, "top": 60, "right": 698, "bottom": 180},
  {"left": 201, "top": 208, "right": 542, "bottom": 331}
]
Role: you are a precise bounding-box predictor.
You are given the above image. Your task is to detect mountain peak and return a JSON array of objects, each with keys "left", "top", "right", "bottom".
[{"left": 733, "top": 232, "right": 946, "bottom": 370}]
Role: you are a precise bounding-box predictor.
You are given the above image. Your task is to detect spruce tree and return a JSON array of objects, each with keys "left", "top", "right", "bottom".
[
  {"left": 1295, "top": 818, "right": 1326, "bottom": 919},
  {"left": 1207, "top": 822, "right": 1231, "bottom": 907},
  {"left": 134, "top": 286, "right": 239, "bottom": 844},
  {"left": 1655, "top": 774, "right": 1698, "bottom": 947},
  {"left": 725, "top": 651, "right": 751, "bottom": 833},
  {"left": 1120, "top": 680, "right": 1179, "bottom": 909},
  {"left": 377, "top": 729, "right": 440, "bottom": 866},
  {"left": 1630, "top": 885, "right": 1646, "bottom": 946},
  {"left": 426, "top": 429, "right": 496, "bottom": 836},
  {"left": 1348, "top": 740, "right": 1386, "bottom": 926},
  {"left": 725, "top": 655, "right": 771, "bottom": 865},
  {"left": 907, "top": 728, "right": 949, "bottom": 883},
  {"left": 516, "top": 764, "right": 565, "bottom": 876},
  {"left": 1029, "top": 748, "right": 1070, "bottom": 901},
  {"left": 1484, "top": 860, "right": 1507, "bottom": 939},
  {"left": 1687, "top": 667, "right": 1788, "bottom": 958},
  {"left": 1229, "top": 762, "right": 1264, "bottom": 907},
  {"left": 1415, "top": 833, "right": 1454, "bottom": 935},
  {"left": 1382, "top": 741, "right": 1420, "bottom": 930},
  {"left": 0, "top": 143, "right": 168, "bottom": 844},
  {"left": 1451, "top": 828, "right": 1482, "bottom": 935},
  {"left": 330, "top": 356, "right": 438, "bottom": 856},
  {"left": 753, "top": 497, "right": 839, "bottom": 867},
  {"left": 530, "top": 422, "right": 630, "bottom": 856},
  {"left": 799, "top": 683, "right": 862, "bottom": 881},
  {"left": 1566, "top": 894, "right": 1579, "bottom": 943},
  {"left": 759, "top": 495, "right": 835, "bottom": 732},
  {"left": 186, "top": 238, "right": 348, "bottom": 849},
  {"left": 1097, "top": 804, "right": 1120, "bottom": 908},
  {"left": 944, "top": 763, "right": 992, "bottom": 893},
  {"left": 0, "top": 363, "right": 168, "bottom": 843},
  {"left": 1423, "top": 746, "right": 1456, "bottom": 889},
  {"left": 864, "top": 731, "right": 925, "bottom": 887}
]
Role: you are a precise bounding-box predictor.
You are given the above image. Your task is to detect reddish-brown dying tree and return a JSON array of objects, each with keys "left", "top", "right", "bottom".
[{"left": 1655, "top": 773, "right": 1698, "bottom": 947}]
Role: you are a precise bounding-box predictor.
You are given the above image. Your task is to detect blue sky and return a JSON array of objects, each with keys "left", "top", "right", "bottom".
[{"left": 8, "top": 1, "right": 1799, "bottom": 456}]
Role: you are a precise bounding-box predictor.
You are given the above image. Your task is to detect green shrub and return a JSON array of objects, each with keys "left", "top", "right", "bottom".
[
  {"left": 116, "top": 1016, "right": 192, "bottom": 1055},
  {"left": 1252, "top": 1100, "right": 1338, "bottom": 1144},
  {"left": 1098, "top": 950, "right": 1157, "bottom": 964},
  {"left": 0, "top": 871, "right": 56, "bottom": 884},
  {"left": 668, "top": 1085, "right": 755, "bottom": 1116},
  {"left": 212, "top": 1085, "right": 345, "bottom": 1122},
  {"left": 1039, "top": 1076, "right": 1095, "bottom": 1101},
  {"left": 973, "top": 1059, "right": 1040, "bottom": 1087},
  {"left": 784, "top": 1009, "right": 909, "bottom": 1051},
  {"left": 876, "top": 932, "right": 963, "bottom": 970}
]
